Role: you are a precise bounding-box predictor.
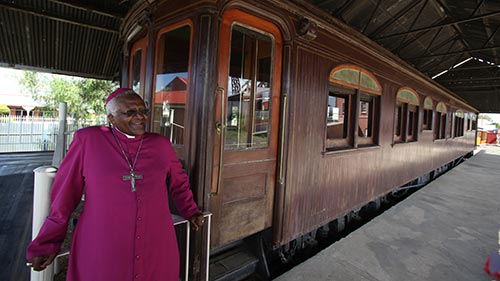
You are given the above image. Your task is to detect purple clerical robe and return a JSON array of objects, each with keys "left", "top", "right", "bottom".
[{"left": 27, "top": 126, "right": 200, "bottom": 281}]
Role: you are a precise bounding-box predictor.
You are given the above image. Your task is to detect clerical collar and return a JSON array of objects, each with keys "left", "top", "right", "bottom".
[{"left": 114, "top": 127, "right": 136, "bottom": 139}]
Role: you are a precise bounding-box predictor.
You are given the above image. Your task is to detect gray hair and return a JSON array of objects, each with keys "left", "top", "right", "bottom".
[{"left": 105, "top": 90, "right": 141, "bottom": 115}]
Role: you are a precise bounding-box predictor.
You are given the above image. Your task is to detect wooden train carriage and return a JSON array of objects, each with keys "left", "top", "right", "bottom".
[{"left": 120, "top": 0, "right": 477, "bottom": 277}]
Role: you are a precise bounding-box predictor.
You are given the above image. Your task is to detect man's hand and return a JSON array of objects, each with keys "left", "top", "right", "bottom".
[
  {"left": 188, "top": 212, "right": 205, "bottom": 231},
  {"left": 27, "top": 254, "right": 57, "bottom": 271}
]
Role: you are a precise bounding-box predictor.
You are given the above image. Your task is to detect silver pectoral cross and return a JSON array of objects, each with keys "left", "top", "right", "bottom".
[{"left": 123, "top": 169, "right": 143, "bottom": 192}]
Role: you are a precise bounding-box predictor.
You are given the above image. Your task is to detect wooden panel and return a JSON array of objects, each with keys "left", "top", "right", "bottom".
[
  {"left": 219, "top": 198, "right": 267, "bottom": 246},
  {"left": 223, "top": 173, "right": 267, "bottom": 204}
]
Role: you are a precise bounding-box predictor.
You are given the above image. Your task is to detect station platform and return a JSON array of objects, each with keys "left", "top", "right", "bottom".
[{"left": 274, "top": 146, "right": 500, "bottom": 281}]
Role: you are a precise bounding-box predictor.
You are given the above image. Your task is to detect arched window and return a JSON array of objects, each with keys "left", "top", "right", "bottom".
[
  {"left": 423, "top": 97, "right": 433, "bottom": 130},
  {"left": 326, "top": 65, "right": 381, "bottom": 150},
  {"left": 435, "top": 102, "right": 447, "bottom": 140},
  {"left": 394, "top": 87, "right": 419, "bottom": 143}
]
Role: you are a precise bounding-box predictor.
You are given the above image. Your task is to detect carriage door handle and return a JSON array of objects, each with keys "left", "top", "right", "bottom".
[
  {"left": 212, "top": 87, "right": 226, "bottom": 195},
  {"left": 215, "top": 121, "right": 225, "bottom": 135}
]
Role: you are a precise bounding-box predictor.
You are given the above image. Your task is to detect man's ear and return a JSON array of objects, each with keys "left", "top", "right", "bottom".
[{"left": 107, "top": 114, "right": 115, "bottom": 125}]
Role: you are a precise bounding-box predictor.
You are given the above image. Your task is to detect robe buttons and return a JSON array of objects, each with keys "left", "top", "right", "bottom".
[{"left": 136, "top": 235, "right": 141, "bottom": 240}]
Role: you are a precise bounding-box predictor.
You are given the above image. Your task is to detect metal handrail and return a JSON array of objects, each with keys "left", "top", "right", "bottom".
[
  {"left": 31, "top": 166, "right": 212, "bottom": 281},
  {"left": 172, "top": 212, "right": 212, "bottom": 281}
]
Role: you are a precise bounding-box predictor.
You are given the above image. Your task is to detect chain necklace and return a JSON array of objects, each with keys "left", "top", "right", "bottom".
[{"left": 111, "top": 128, "right": 144, "bottom": 192}]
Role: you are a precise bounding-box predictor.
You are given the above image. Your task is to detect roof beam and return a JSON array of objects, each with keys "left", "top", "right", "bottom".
[
  {"left": 0, "top": 2, "right": 119, "bottom": 34},
  {"left": 361, "top": 0, "right": 382, "bottom": 33},
  {"left": 445, "top": 84, "right": 500, "bottom": 90},
  {"left": 332, "top": 0, "right": 355, "bottom": 19},
  {"left": 393, "top": 0, "right": 429, "bottom": 53},
  {"left": 47, "top": 0, "right": 123, "bottom": 20},
  {"left": 438, "top": 77, "right": 500, "bottom": 83},
  {"left": 376, "top": 10, "right": 500, "bottom": 40},
  {"left": 448, "top": 65, "right": 500, "bottom": 71},
  {"left": 406, "top": 45, "right": 500, "bottom": 60},
  {"left": 368, "top": 0, "right": 424, "bottom": 38}
]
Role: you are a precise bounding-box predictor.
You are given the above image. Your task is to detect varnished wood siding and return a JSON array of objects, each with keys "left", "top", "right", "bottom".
[{"left": 280, "top": 40, "right": 476, "bottom": 244}]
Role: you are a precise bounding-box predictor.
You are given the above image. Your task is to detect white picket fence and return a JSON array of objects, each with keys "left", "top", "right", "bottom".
[{"left": 0, "top": 114, "right": 106, "bottom": 153}]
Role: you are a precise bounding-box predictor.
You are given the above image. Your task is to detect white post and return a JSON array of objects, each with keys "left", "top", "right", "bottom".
[
  {"left": 31, "top": 166, "right": 58, "bottom": 281},
  {"left": 52, "top": 102, "right": 67, "bottom": 168}
]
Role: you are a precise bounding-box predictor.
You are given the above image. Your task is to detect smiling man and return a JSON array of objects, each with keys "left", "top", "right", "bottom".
[{"left": 26, "top": 88, "right": 204, "bottom": 281}]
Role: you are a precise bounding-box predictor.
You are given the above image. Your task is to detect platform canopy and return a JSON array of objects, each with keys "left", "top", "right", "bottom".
[{"left": 1, "top": 0, "right": 499, "bottom": 112}]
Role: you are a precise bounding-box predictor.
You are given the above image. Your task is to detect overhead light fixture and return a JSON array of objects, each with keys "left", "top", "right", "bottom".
[{"left": 127, "top": 24, "right": 143, "bottom": 42}]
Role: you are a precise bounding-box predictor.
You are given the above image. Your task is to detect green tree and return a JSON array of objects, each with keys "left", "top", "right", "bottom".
[
  {"left": 478, "top": 114, "right": 493, "bottom": 122},
  {"left": 19, "top": 70, "right": 117, "bottom": 121},
  {"left": 0, "top": 104, "right": 9, "bottom": 115},
  {"left": 76, "top": 79, "right": 116, "bottom": 119},
  {"left": 19, "top": 71, "right": 48, "bottom": 101}
]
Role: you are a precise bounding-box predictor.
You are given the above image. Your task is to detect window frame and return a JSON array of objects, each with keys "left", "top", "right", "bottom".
[
  {"left": 152, "top": 20, "right": 194, "bottom": 157},
  {"left": 422, "top": 96, "right": 433, "bottom": 131},
  {"left": 325, "top": 65, "right": 381, "bottom": 152},
  {"left": 434, "top": 102, "right": 447, "bottom": 140},
  {"left": 394, "top": 87, "right": 419, "bottom": 144},
  {"left": 453, "top": 110, "right": 465, "bottom": 137}
]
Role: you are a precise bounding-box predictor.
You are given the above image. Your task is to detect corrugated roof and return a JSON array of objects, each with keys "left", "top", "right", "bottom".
[{"left": 0, "top": 0, "right": 130, "bottom": 80}]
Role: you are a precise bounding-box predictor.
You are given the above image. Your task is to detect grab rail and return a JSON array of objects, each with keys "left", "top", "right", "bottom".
[{"left": 31, "top": 166, "right": 211, "bottom": 281}]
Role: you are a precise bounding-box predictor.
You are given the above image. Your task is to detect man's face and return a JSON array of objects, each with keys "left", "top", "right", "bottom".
[{"left": 108, "top": 94, "right": 148, "bottom": 136}]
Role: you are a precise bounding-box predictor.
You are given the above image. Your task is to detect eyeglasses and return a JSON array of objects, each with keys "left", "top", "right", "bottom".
[{"left": 120, "top": 108, "right": 150, "bottom": 117}]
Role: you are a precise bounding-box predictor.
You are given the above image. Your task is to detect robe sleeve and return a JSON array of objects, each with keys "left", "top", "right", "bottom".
[
  {"left": 26, "top": 131, "right": 85, "bottom": 259},
  {"left": 165, "top": 140, "right": 200, "bottom": 219}
]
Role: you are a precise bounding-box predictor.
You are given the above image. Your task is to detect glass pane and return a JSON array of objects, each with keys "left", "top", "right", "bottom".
[
  {"left": 441, "top": 114, "right": 447, "bottom": 138},
  {"left": 360, "top": 72, "right": 380, "bottom": 92},
  {"left": 395, "top": 102, "right": 403, "bottom": 137},
  {"left": 153, "top": 25, "right": 191, "bottom": 145},
  {"left": 358, "top": 94, "right": 373, "bottom": 137},
  {"left": 332, "top": 69, "right": 360, "bottom": 86},
  {"left": 131, "top": 49, "right": 142, "bottom": 94},
  {"left": 225, "top": 26, "right": 273, "bottom": 150},
  {"left": 327, "top": 93, "right": 348, "bottom": 139}
]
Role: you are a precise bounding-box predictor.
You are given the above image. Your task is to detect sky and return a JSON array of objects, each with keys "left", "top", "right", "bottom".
[{"left": 0, "top": 67, "right": 22, "bottom": 95}]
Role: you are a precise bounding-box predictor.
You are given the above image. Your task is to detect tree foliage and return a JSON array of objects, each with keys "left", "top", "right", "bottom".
[
  {"left": 19, "top": 71, "right": 117, "bottom": 120},
  {"left": 0, "top": 104, "right": 9, "bottom": 115},
  {"left": 478, "top": 114, "right": 493, "bottom": 122}
]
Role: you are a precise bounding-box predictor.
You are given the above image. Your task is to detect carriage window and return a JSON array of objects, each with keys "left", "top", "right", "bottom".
[
  {"left": 394, "top": 88, "right": 419, "bottom": 143},
  {"left": 435, "top": 102, "right": 447, "bottom": 140},
  {"left": 423, "top": 97, "right": 433, "bottom": 130},
  {"left": 454, "top": 110, "right": 464, "bottom": 137},
  {"left": 225, "top": 25, "right": 273, "bottom": 150},
  {"left": 153, "top": 24, "right": 191, "bottom": 146},
  {"left": 447, "top": 112, "right": 453, "bottom": 138},
  {"left": 327, "top": 90, "right": 351, "bottom": 148},
  {"left": 129, "top": 36, "right": 147, "bottom": 98},
  {"left": 471, "top": 114, "right": 477, "bottom": 130},
  {"left": 394, "top": 102, "right": 405, "bottom": 142},
  {"left": 326, "top": 65, "right": 381, "bottom": 150},
  {"left": 131, "top": 50, "right": 142, "bottom": 94},
  {"left": 357, "top": 93, "right": 377, "bottom": 146}
]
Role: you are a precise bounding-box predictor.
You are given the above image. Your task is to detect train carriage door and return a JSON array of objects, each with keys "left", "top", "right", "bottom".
[{"left": 211, "top": 10, "right": 282, "bottom": 248}]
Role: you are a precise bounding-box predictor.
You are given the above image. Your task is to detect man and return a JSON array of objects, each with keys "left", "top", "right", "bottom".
[{"left": 26, "top": 88, "right": 204, "bottom": 281}]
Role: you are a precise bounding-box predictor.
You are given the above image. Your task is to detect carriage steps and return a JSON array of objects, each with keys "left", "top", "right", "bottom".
[{"left": 209, "top": 244, "right": 260, "bottom": 281}]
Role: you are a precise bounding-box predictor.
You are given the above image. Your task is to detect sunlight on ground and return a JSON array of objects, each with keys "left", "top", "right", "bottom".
[{"left": 482, "top": 145, "right": 500, "bottom": 155}]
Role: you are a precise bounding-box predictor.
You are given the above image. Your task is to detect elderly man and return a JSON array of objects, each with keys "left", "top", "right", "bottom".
[{"left": 26, "top": 88, "right": 204, "bottom": 281}]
